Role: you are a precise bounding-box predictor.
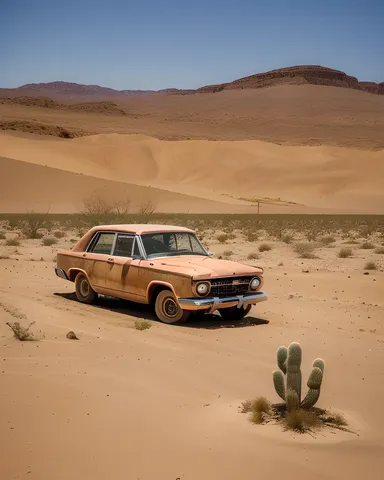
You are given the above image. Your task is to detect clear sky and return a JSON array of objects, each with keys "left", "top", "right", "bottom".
[{"left": 1, "top": 0, "right": 383, "bottom": 90}]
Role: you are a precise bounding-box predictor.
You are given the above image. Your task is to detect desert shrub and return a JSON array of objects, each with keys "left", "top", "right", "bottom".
[
  {"left": 364, "top": 261, "right": 377, "bottom": 270},
  {"left": 42, "top": 237, "right": 57, "bottom": 246},
  {"left": 6, "top": 321, "right": 37, "bottom": 341},
  {"left": 6, "top": 238, "right": 20, "bottom": 247},
  {"left": 216, "top": 233, "right": 228, "bottom": 244},
  {"left": 282, "top": 234, "right": 293, "bottom": 244},
  {"left": 53, "top": 230, "right": 65, "bottom": 239},
  {"left": 134, "top": 320, "right": 152, "bottom": 330},
  {"left": 18, "top": 211, "right": 48, "bottom": 238},
  {"left": 306, "top": 231, "right": 317, "bottom": 242},
  {"left": 374, "top": 247, "right": 384, "bottom": 254},
  {"left": 244, "top": 230, "right": 258, "bottom": 242},
  {"left": 359, "top": 225, "right": 373, "bottom": 238},
  {"left": 338, "top": 247, "right": 353, "bottom": 258},
  {"left": 0, "top": 254, "right": 10, "bottom": 260},
  {"left": 320, "top": 235, "right": 335, "bottom": 245},
  {"left": 223, "top": 250, "right": 233, "bottom": 258},
  {"left": 247, "top": 252, "right": 259, "bottom": 260},
  {"left": 258, "top": 243, "right": 272, "bottom": 252},
  {"left": 360, "top": 241, "right": 375, "bottom": 250},
  {"left": 240, "top": 400, "right": 252, "bottom": 414},
  {"left": 80, "top": 194, "right": 132, "bottom": 225},
  {"left": 251, "top": 397, "right": 271, "bottom": 425},
  {"left": 0, "top": 230, "right": 6, "bottom": 239},
  {"left": 293, "top": 242, "right": 316, "bottom": 259},
  {"left": 284, "top": 409, "right": 321, "bottom": 433}
]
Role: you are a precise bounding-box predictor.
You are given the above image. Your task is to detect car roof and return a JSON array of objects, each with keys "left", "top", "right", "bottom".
[{"left": 91, "top": 224, "right": 195, "bottom": 235}]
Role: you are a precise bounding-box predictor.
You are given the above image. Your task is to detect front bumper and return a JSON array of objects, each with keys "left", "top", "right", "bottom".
[
  {"left": 178, "top": 292, "right": 267, "bottom": 312},
  {"left": 55, "top": 267, "right": 69, "bottom": 280}
]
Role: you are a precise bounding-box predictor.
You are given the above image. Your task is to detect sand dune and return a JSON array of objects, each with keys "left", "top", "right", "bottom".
[{"left": 1, "top": 132, "right": 383, "bottom": 213}]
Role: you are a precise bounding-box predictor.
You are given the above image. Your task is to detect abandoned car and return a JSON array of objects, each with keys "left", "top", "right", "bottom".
[{"left": 55, "top": 225, "right": 267, "bottom": 323}]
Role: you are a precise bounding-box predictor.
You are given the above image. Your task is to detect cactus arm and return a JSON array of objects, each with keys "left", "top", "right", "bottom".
[
  {"left": 301, "top": 366, "right": 323, "bottom": 409},
  {"left": 313, "top": 358, "right": 325, "bottom": 373},
  {"left": 301, "top": 389, "right": 321, "bottom": 409},
  {"left": 277, "top": 346, "right": 288, "bottom": 374},
  {"left": 273, "top": 370, "right": 286, "bottom": 401},
  {"left": 286, "top": 342, "right": 302, "bottom": 402}
]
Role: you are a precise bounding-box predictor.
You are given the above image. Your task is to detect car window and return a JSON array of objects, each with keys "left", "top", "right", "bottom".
[
  {"left": 141, "top": 232, "right": 207, "bottom": 258},
  {"left": 113, "top": 234, "right": 134, "bottom": 257},
  {"left": 89, "top": 232, "right": 115, "bottom": 255}
]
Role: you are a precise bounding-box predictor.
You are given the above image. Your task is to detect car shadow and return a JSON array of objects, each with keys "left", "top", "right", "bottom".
[{"left": 54, "top": 292, "right": 269, "bottom": 330}]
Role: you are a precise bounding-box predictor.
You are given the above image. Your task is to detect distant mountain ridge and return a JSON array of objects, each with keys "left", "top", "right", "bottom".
[{"left": 0, "top": 65, "right": 383, "bottom": 98}]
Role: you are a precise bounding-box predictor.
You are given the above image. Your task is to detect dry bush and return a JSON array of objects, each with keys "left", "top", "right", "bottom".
[
  {"left": 42, "top": 237, "right": 57, "bottom": 246},
  {"left": 306, "top": 231, "right": 317, "bottom": 242},
  {"left": 259, "top": 243, "right": 272, "bottom": 252},
  {"left": 320, "top": 235, "right": 336, "bottom": 245},
  {"left": 216, "top": 233, "right": 229, "bottom": 244},
  {"left": 0, "top": 230, "right": 6, "bottom": 239},
  {"left": 136, "top": 200, "right": 157, "bottom": 223},
  {"left": 80, "top": 194, "right": 132, "bottom": 225},
  {"left": 223, "top": 250, "right": 233, "bottom": 258},
  {"left": 6, "top": 238, "right": 20, "bottom": 247},
  {"left": 375, "top": 247, "right": 384, "bottom": 254},
  {"left": 338, "top": 247, "right": 353, "bottom": 258},
  {"left": 53, "top": 230, "right": 65, "bottom": 239},
  {"left": 134, "top": 320, "right": 152, "bottom": 331},
  {"left": 6, "top": 321, "right": 37, "bottom": 341},
  {"left": 360, "top": 241, "right": 375, "bottom": 250},
  {"left": 282, "top": 234, "right": 293, "bottom": 244},
  {"left": 294, "top": 242, "right": 317, "bottom": 259},
  {"left": 0, "top": 254, "right": 10, "bottom": 260},
  {"left": 251, "top": 397, "right": 271, "bottom": 425},
  {"left": 18, "top": 210, "right": 48, "bottom": 239},
  {"left": 247, "top": 252, "right": 259, "bottom": 260},
  {"left": 284, "top": 409, "right": 321, "bottom": 433},
  {"left": 244, "top": 230, "right": 258, "bottom": 242},
  {"left": 364, "top": 261, "right": 377, "bottom": 270},
  {"left": 240, "top": 400, "right": 253, "bottom": 413}
]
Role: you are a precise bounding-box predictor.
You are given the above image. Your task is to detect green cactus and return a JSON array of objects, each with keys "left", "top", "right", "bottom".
[{"left": 272, "top": 342, "right": 325, "bottom": 411}]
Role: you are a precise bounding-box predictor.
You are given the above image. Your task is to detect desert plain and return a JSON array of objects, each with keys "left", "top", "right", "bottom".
[{"left": 0, "top": 67, "right": 384, "bottom": 479}]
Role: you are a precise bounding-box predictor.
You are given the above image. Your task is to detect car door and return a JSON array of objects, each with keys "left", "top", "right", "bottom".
[
  {"left": 105, "top": 233, "right": 140, "bottom": 299},
  {"left": 82, "top": 231, "right": 116, "bottom": 290}
]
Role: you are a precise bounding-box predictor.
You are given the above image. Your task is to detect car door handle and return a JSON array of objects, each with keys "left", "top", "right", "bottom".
[{"left": 107, "top": 257, "right": 114, "bottom": 263}]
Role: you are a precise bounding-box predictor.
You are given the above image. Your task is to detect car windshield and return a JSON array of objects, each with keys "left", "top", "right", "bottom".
[{"left": 140, "top": 232, "right": 208, "bottom": 258}]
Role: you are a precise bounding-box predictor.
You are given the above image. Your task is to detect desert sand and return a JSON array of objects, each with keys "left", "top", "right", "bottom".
[{"left": 0, "top": 229, "right": 383, "bottom": 480}]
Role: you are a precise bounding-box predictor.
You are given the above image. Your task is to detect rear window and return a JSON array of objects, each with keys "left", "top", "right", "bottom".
[{"left": 89, "top": 233, "right": 115, "bottom": 254}]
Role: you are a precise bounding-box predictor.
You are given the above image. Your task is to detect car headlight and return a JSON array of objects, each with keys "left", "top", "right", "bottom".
[
  {"left": 250, "top": 277, "right": 261, "bottom": 291},
  {"left": 196, "top": 282, "right": 210, "bottom": 296}
]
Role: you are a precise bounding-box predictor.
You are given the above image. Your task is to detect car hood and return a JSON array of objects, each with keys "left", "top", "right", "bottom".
[{"left": 145, "top": 255, "right": 263, "bottom": 280}]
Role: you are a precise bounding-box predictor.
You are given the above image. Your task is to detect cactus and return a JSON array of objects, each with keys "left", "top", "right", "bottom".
[{"left": 272, "top": 342, "right": 325, "bottom": 411}]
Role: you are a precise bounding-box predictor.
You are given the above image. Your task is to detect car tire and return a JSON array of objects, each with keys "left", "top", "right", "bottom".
[
  {"left": 75, "top": 273, "right": 97, "bottom": 304},
  {"left": 154, "top": 290, "right": 190, "bottom": 324},
  {"left": 220, "top": 304, "right": 252, "bottom": 321}
]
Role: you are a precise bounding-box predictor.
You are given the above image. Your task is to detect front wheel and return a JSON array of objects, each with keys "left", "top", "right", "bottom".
[
  {"left": 220, "top": 304, "right": 252, "bottom": 321},
  {"left": 75, "top": 273, "right": 97, "bottom": 304},
  {"left": 154, "top": 290, "right": 190, "bottom": 324}
]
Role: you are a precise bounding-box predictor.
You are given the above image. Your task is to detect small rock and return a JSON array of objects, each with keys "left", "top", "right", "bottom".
[{"left": 66, "top": 331, "right": 79, "bottom": 340}]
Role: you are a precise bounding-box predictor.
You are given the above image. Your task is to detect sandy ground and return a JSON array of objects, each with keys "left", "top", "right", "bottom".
[
  {"left": 1, "top": 131, "right": 384, "bottom": 214},
  {"left": 1, "top": 231, "right": 383, "bottom": 480}
]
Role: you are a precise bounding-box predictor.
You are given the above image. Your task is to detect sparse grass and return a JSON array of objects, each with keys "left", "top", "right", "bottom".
[
  {"left": 284, "top": 409, "right": 321, "bottom": 433},
  {"left": 247, "top": 252, "right": 259, "bottom": 260},
  {"left": 374, "top": 247, "right": 384, "bottom": 254},
  {"left": 134, "top": 319, "right": 152, "bottom": 331},
  {"left": 293, "top": 242, "right": 317, "bottom": 259},
  {"left": 216, "top": 233, "right": 229, "bottom": 244},
  {"left": 258, "top": 243, "right": 272, "bottom": 252},
  {"left": 240, "top": 400, "right": 252, "bottom": 413},
  {"left": 0, "top": 230, "right": 6, "bottom": 239},
  {"left": 282, "top": 234, "right": 293, "bottom": 244},
  {"left": 360, "top": 241, "right": 375, "bottom": 250},
  {"left": 0, "top": 254, "right": 10, "bottom": 260},
  {"left": 320, "top": 235, "right": 336, "bottom": 245},
  {"left": 223, "top": 250, "right": 233, "bottom": 258},
  {"left": 338, "top": 247, "right": 353, "bottom": 258},
  {"left": 251, "top": 397, "right": 271, "bottom": 424},
  {"left": 53, "top": 230, "right": 65, "bottom": 238},
  {"left": 364, "top": 261, "right": 377, "bottom": 270},
  {"left": 6, "top": 238, "right": 20, "bottom": 247},
  {"left": 42, "top": 237, "right": 58, "bottom": 246}
]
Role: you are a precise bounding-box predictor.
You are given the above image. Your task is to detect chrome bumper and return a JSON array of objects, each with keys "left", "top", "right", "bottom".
[
  {"left": 55, "top": 267, "right": 69, "bottom": 280},
  {"left": 178, "top": 292, "right": 267, "bottom": 312}
]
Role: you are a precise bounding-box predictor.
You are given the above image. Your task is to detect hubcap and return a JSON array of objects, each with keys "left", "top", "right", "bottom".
[
  {"left": 80, "top": 279, "right": 90, "bottom": 297},
  {"left": 163, "top": 298, "right": 178, "bottom": 318}
]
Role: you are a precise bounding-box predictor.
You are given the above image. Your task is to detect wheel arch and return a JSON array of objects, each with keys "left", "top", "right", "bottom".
[
  {"left": 147, "top": 281, "right": 177, "bottom": 304},
  {"left": 68, "top": 268, "right": 89, "bottom": 283}
]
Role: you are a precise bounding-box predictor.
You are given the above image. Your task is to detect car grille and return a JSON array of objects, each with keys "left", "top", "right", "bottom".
[{"left": 210, "top": 276, "right": 254, "bottom": 297}]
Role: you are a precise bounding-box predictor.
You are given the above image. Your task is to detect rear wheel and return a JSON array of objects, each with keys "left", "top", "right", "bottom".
[
  {"left": 220, "top": 304, "right": 252, "bottom": 321},
  {"left": 154, "top": 290, "right": 190, "bottom": 324},
  {"left": 75, "top": 273, "right": 97, "bottom": 304}
]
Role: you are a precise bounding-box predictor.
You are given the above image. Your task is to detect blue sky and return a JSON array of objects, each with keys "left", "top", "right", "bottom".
[{"left": 1, "top": 0, "right": 383, "bottom": 90}]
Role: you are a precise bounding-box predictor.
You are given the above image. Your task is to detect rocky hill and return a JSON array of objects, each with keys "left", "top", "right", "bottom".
[{"left": 0, "top": 65, "right": 382, "bottom": 99}]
